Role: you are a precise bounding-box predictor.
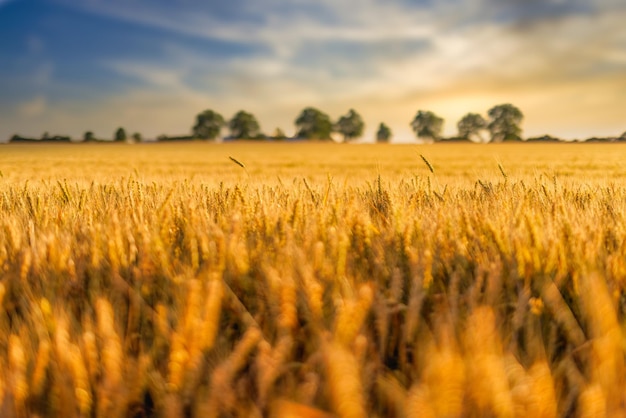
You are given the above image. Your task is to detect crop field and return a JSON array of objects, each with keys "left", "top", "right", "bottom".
[{"left": 1, "top": 141, "right": 626, "bottom": 417}]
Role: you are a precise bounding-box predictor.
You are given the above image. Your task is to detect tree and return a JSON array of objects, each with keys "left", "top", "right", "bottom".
[
  {"left": 410, "top": 110, "right": 444, "bottom": 142},
  {"left": 192, "top": 109, "right": 225, "bottom": 140},
  {"left": 295, "top": 107, "right": 333, "bottom": 140},
  {"left": 114, "top": 127, "right": 127, "bottom": 142},
  {"left": 487, "top": 104, "right": 523, "bottom": 142},
  {"left": 457, "top": 113, "right": 487, "bottom": 142},
  {"left": 83, "top": 131, "right": 95, "bottom": 142},
  {"left": 335, "top": 109, "right": 365, "bottom": 142},
  {"left": 229, "top": 110, "right": 261, "bottom": 139},
  {"left": 526, "top": 134, "right": 562, "bottom": 143},
  {"left": 273, "top": 128, "right": 287, "bottom": 140},
  {"left": 132, "top": 132, "right": 143, "bottom": 143},
  {"left": 376, "top": 123, "right": 392, "bottom": 143}
]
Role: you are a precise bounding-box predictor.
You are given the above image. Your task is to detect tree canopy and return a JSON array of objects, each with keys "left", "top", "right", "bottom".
[
  {"left": 410, "top": 110, "right": 444, "bottom": 142},
  {"left": 335, "top": 109, "right": 365, "bottom": 142},
  {"left": 11, "top": 102, "right": 582, "bottom": 145},
  {"left": 272, "top": 128, "right": 287, "bottom": 140},
  {"left": 376, "top": 123, "right": 392, "bottom": 143},
  {"left": 192, "top": 109, "right": 225, "bottom": 140},
  {"left": 295, "top": 107, "right": 333, "bottom": 140},
  {"left": 457, "top": 113, "right": 487, "bottom": 142},
  {"left": 132, "top": 132, "right": 142, "bottom": 143},
  {"left": 83, "top": 131, "right": 95, "bottom": 142},
  {"left": 487, "top": 104, "right": 523, "bottom": 142},
  {"left": 114, "top": 127, "right": 127, "bottom": 142},
  {"left": 229, "top": 110, "right": 261, "bottom": 139}
]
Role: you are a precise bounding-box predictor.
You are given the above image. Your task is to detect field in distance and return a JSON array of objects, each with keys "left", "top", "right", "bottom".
[
  {"left": 1, "top": 142, "right": 625, "bottom": 417},
  {"left": 2, "top": 141, "right": 626, "bottom": 184}
]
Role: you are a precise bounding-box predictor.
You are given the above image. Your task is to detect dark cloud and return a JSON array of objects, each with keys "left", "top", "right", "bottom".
[{"left": 475, "top": 0, "right": 595, "bottom": 27}]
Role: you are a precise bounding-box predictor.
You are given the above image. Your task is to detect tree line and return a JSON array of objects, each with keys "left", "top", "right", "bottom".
[
  {"left": 7, "top": 103, "right": 626, "bottom": 144},
  {"left": 184, "top": 104, "right": 524, "bottom": 143}
]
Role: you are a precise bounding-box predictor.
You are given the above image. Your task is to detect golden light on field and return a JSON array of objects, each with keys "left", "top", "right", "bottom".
[{"left": 1, "top": 142, "right": 626, "bottom": 417}]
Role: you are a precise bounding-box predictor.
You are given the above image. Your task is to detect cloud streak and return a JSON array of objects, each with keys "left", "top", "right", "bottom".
[{"left": 18, "top": 96, "right": 47, "bottom": 117}]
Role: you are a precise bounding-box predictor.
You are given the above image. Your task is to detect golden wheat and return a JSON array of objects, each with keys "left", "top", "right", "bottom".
[{"left": 1, "top": 142, "right": 626, "bottom": 417}]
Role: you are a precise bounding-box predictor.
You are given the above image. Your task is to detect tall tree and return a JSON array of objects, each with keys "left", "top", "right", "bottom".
[
  {"left": 335, "top": 109, "right": 365, "bottom": 142},
  {"left": 114, "top": 127, "right": 127, "bottom": 142},
  {"left": 410, "top": 110, "right": 444, "bottom": 142},
  {"left": 192, "top": 109, "right": 225, "bottom": 140},
  {"left": 457, "top": 113, "right": 487, "bottom": 142},
  {"left": 487, "top": 104, "right": 523, "bottom": 142},
  {"left": 295, "top": 107, "right": 333, "bottom": 140},
  {"left": 376, "top": 123, "right": 392, "bottom": 143},
  {"left": 83, "top": 131, "right": 95, "bottom": 142},
  {"left": 229, "top": 110, "right": 261, "bottom": 139}
]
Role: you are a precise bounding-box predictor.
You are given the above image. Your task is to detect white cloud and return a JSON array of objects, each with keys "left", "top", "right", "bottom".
[
  {"left": 104, "top": 61, "right": 188, "bottom": 89},
  {"left": 18, "top": 96, "right": 47, "bottom": 117}
]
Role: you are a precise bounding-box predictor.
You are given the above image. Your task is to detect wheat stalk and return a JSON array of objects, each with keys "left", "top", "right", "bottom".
[
  {"left": 229, "top": 156, "right": 245, "bottom": 168},
  {"left": 419, "top": 154, "right": 435, "bottom": 174}
]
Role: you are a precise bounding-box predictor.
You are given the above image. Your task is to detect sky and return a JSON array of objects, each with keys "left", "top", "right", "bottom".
[{"left": 1, "top": 0, "right": 625, "bottom": 142}]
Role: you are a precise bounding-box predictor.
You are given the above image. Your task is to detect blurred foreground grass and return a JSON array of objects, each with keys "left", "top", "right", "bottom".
[{"left": 1, "top": 142, "right": 626, "bottom": 417}]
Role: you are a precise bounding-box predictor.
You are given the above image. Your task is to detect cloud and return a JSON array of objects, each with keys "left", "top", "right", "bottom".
[
  {"left": 104, "top": 61, "right": 188, "bottom": 89},
  {"left": 54, "top": 0, "right": 625, "bottom": 89},
  {"left": 3, "top": 0, "right": 625, "bottom": 141},
  {"left": 51, "top": 0, "right": 436, "bottom": 52},
  {"left": 18, "top": 96, "right": 47, "bottom": 117}
]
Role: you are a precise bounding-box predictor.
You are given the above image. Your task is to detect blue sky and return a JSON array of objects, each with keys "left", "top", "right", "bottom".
[{"left": 1, "top": 0, "right": 625, "bottom": 142}]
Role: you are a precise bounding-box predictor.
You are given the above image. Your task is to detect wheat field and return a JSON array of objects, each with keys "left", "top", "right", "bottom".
[{"left": 1, "top": 142, "right": 626, "bottom": 417}]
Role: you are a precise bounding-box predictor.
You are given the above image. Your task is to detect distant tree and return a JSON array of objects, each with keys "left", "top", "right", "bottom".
[
  {"left": 229, "top": 110, "right": 261, "bottom": 139},
  {"left": 526, "top": 134, "right": 562, "bottom": 143},
  {"left": 410, "top": 110, "right": 444, "bottom": 142},
  {"left": 584, "top": 136, "right": 615, "bottom": 143},
  {"left": 132, "top": 132, "right": 143, "bottom": 143},
  {"left": 273, "top": 127, "right": 287, "bottom": 140},
  {"left": 619, "top": 131, "right": 626, "bottom": 142},
  {"left": 457, "top": 113, "right": 487, "bottom": 142},
  {"left": 53, "top": 135, "right": 71, "bottom": 143},
  {"left": 295, "top": 107, "right": 333, "bottom": 140},
  {"left": 192, "top": 109, "right": 225, "bottom": 140},
  {"left": 376, "top": 123, "right": 392, "bottom": 143},
  {"left": 10, "top": 134, "right": 70, "bottom": 143},
  {"left": 83, "top": 131, "right": 95, "bottom": 142},
  {"left": 114, "top": 127, "right": 127, "bottom": 142},
  {"left": 10, "top": 134, "right": 34, "bottom": 143},
  {"left": 38, "top": 134, "right": 71, "bottom": 143},
  {"left": 487, "top": 104, "right": 523, "bottom": 142},
  {"left": 335, "top": 109, "right": 365, "bottom": 142}
]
